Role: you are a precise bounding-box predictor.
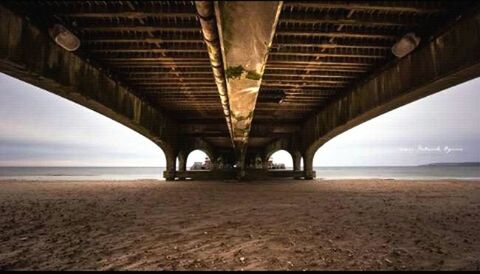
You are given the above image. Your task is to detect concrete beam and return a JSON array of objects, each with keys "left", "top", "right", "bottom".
[
  {"left": 302, "top": 7, "right": 480, "bottom": 157},
  {"left": 178, "top": 137, "right": 217, "bottom": 162},
  {"left": 180, "top": 121, "right": 300, "bottom": 136},
  {"left": 214, "top": 1, "right": 283, "bottom": 157},
  {"left": 263, "top": 136, "right": 302, "bottom": 161},
  {"left": 0, "top": 5, "right": 178, "bottom": 155}
]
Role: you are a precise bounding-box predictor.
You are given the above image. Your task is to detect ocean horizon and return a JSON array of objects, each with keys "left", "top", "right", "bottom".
[{"left": 0, "top": 165, "right": 479, "bottom": 181}]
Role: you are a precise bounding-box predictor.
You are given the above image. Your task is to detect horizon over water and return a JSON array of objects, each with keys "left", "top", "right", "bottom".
[{"left": 0, "top": 165, "right": 479, "bottom": 181}]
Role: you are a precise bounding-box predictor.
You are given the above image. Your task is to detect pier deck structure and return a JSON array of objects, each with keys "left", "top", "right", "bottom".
[{"left": 1, "top": 1, "right": 480, "bottom": 180}]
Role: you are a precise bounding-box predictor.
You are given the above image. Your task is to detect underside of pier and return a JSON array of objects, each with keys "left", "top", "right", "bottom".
[{"left": 1, "top": 1, "right": 479, "bottom": 180}]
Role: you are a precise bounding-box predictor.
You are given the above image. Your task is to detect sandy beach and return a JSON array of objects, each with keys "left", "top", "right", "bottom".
[{"left": 0, "top": 179, "right": 479, "bottom": 270}]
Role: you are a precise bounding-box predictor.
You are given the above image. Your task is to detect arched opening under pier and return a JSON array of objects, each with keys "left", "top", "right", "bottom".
[
  {"left": 186, "top": 150, "right": 212, "bottom": 171},
  {"left": 312, "top": 77, "right": 480, "bottom": 180},
  {"left": 268, "top": 150, "right": 294, "bottom": 170},
  {"left": 0, "top": 72, "right": 167, "bottom": 179}
]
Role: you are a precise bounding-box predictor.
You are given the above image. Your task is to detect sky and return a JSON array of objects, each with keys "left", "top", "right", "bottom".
[{"left": 0, "top": 72, "right": 479, "bottom": 167}]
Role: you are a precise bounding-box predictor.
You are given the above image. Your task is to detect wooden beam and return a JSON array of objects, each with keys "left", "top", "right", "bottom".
[
  {"left": 265, "top": 66, "right": 369, "bottom": 73},
  {"left": 127, "top": 77, "right": 213, "bottom": 81},
  {"left": 140, "top": 87, "right": 217, "bottom": 91},
  {"left": 121, "top": 71, "right": 213, "bottom": 75},
  {"left": 101, "top": 57, "right": 207, "bottom": 61},
  {"left": 262, "top": 89, "right": 338, "bottom": 96},
  {"left": 274, "top": 43, "right": 391, "bottom": 50},
  {"left": 268, "top": 61, "right": 373, "bottom": 66},
  {"left": 88, "top": 48, "right": 207, "bottom": 53},
  {"left": 152, "top": 94, "right": 219, "bottom": 98},
  {"left": 283, "top": 2, "right": 446, "bottom": 14},
  {"left": 276, "top": 30, "right": 397, "bottom": 40},
  {"left": 134, "top": 84, "right": 216, "bottom": 88},
  {"left": 281, "top": 15, "right": 419, "bottom": 27},
  {"left": 80, "top": 26, "right": 200, "bottom": 32},
  {"left": 129, "top": 80, "right": 215, "bottom": 84},
  {"left": 83, "top": 38, "right": 204, "bottom": 43},
  {"left": 264, "top": 73, "right": 357, "bottom": 79},
  {"left": 105, "top": 63, "right": 211, "bottom": 68},
  {"left": 270, "top": 52, "right": 386, "bottom": 59},
  {"left": 263, "top": 79, "right": 349, "bottom": 84},
  {"left": 262, "top": 82, "right": 346, "bottom": 88},
  {"left": 58, "top": 11, "right": 196, "bottom": 19}
]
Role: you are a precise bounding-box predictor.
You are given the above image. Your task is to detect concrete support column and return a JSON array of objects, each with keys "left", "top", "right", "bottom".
[
  {"left": 177, "top": 151, "right": 187, "bottom": 180},
  {"left": 262, "top": 156, "right": 270, "bottom": 170},
  {"left": 304, "top": 153, "right": 315, "bottom": 180},
  {"left": 236, "top": 149, "right": 247, "bottom": 180},
  {"left": 293, "top": 152, "right": 302, "bottom": 180},
  {"left": 164, "top": 151, "right": 176, "bottom": 181},
  {"left": 254, "top": 154, "right": 263, "bottom": 169},
  {"left": 293, "top": 152, "right": 301, "bottom": 171}
]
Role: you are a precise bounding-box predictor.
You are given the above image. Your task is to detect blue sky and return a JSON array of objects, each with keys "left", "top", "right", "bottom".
[{"left": 0, "top": 72, "right": 479, "bottom": 167}]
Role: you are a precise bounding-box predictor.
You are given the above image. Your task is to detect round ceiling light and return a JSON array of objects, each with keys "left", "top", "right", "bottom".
[
  {"left": 391, "top": 32, "right": 421, "bottom": 58},
  {"left": 49, "top": 24, "right": 80, "bottom": 52}
]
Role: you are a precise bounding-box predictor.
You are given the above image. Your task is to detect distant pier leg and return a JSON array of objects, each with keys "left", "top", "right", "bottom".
[
  {"left": 304, "top": 154, "right": 315, "bottom": 180},
  {"left": 164, "top": 151, "right": 176, "bottom": 181},
  {"left": 178, "top": 151, "right": 187, "bottom": 181}
]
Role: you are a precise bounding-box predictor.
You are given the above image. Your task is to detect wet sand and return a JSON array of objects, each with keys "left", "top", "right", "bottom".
[{"left": 0, "top": 179, "right": 479, "bottom": 270}]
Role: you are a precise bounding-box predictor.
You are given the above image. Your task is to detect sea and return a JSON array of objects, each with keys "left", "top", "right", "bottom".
[{"left": 0, "top": 166, "right": 479, "bottom": 181}]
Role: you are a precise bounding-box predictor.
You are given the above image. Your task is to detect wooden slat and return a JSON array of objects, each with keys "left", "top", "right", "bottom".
[
  {"left": 140, "top": 87, "right": 217, "bottom": 91},
  {"left": 101, "top": 57, "right": 207, "bottom": 61},
  {"left": 121, "top": 71, "right": 213, "bottom": 75},
  {"left": 83, "top": 38, "right": 204, "bottom": 43},
  {"left": 276, "top": 30, "right": 397, "bottom": 40},
  {"left": 127, "top": 77, "right": 213, "bottom": 81},
  {"left": 265, "top": 66, "right": 369, "bottom": 73},
  {"left": 88, "top": 48, "right": 207, "bottom": 53},
  {"left": 268, "top": 61, "right": 373, "bottom": 66},
  {"left": 58, "top": 11, "right": 196, "bottom": 18},
  {"left": 106, "top": 63, "right": 211, "bottom": 68},
  {"left": 263, "top": 79, "right": 349, "bottom": 84},
  {"left": 134, "top": 84, "right": 216, "bottom": 87},
  {"left": 264, "top": 73, "right": 357, "bottom": 79},
  {"left": 132, "top": 81, "right": 215, "bottom": 85},
  {"left": 270, "top": 52, "right": 386, "bottom": 59},
  {"left": 281, "top": 16, "right": 418, "bottom": 27},
  {"left": 261, "top": 83, "right": 346, "bottom": 88},
  {"left": 80, "top": 26, "right": 200, "bottom": 32},
  {"left": 283, "top": 2, "right": 446, "bottom": 14}
]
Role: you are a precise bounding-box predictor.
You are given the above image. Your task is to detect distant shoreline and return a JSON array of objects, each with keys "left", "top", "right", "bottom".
[
  {"left": 418, "top": 162, "right": 480, "bottom": 167},
  {"left": 1, "top": 163, "right": 479, "bottom": 168}
]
